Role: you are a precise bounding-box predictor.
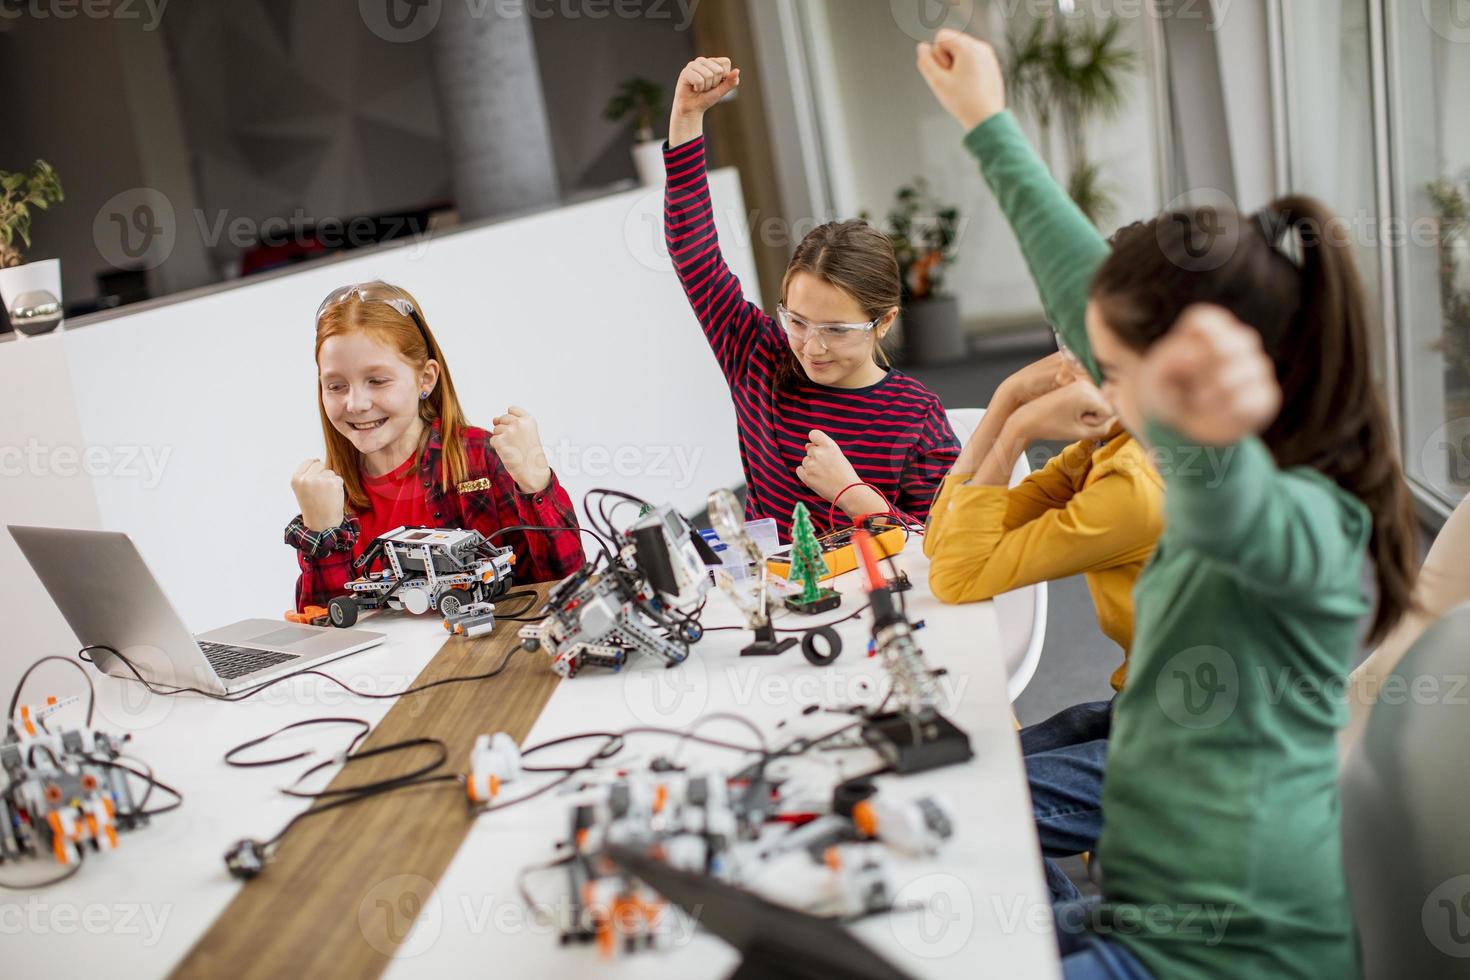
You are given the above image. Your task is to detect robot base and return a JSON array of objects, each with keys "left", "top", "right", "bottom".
[{"left": 861, "top": 711, "right": 973, "bottom": 774}]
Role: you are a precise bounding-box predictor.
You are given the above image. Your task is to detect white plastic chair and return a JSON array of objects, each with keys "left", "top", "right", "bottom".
[{"left": 944, "top": 408, "right": 1048, "bottom": 703}]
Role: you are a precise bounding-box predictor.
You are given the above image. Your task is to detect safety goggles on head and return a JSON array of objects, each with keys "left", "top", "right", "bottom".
[
  {"left": 776, "top": 304, "right": 880, "bottom": 351},
  {"left": 317, "top": 281, "right": 434, "bottom": 353}
]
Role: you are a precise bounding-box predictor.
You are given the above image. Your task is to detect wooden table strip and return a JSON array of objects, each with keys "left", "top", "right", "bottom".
[{"left": 171, "top": 585, "right": 558, "bottom": 980}]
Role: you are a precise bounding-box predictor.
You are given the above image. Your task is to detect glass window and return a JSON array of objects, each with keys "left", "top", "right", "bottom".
[{"left": 1388, "top": 1, "right": 1470, "bottom": 509}]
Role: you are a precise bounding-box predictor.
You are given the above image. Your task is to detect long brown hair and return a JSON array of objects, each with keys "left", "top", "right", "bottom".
[
  {"left": 774, "top": 220, "right": 900, "bottom": 390},
  {"left": 315, "top": 283, "right": 471, "bottom": 513},
  {"left": 1090, "top": 195, "right": 1417, "bottom": 644}
]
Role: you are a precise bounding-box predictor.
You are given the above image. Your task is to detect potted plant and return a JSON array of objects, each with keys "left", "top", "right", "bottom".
[
  {"left": 604, "top": 76, "right": 668, "bottom": 188},
  {"left": 1006, "top": 11, "right": 1137, "bottom": 226},
  {"left": 1, "top": 159, "right": 65, "bottom": 336},
  {"left": 877, "top": 178, "right": 964, "bottom": 366},
  {"left": 1427, "top": 173, "right": 1470, "bottom": 496}
]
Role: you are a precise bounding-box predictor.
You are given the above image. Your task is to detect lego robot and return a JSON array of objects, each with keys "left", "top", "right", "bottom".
[
  {"left": 2, "top": 696, "right": 148, "bottom": 869},
  {"left": 324, "top": 526, "right": 516, "bottom": 637},
  {"left": 520, "top": 504, "right": 717, "bottom": 678}
]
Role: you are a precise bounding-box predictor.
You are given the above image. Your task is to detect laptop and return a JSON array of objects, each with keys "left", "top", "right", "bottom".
[{"left": 9, "top": 525, "right": 385, "bottom": 694}]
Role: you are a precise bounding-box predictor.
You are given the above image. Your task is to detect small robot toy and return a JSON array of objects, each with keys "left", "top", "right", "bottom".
[
  {"left": 519, "top": 504, "right": 717, "bottom": 677},
  {"left": 2, "top": 696, "right": 149, "bottom": 869},
  {"left": 323, "top": 526, "right": 516, "bottom": 638}
]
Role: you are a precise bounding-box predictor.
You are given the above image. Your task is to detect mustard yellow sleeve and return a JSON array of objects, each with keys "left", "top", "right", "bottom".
[
  {"left": 927, "top": 465, "right": 1162, "bottom": 605},
  {"left": 1001, "top": 440, "right": 1094, "bottom": 528}
]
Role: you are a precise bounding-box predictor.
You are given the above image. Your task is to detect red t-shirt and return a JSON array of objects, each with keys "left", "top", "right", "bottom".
[{"left": 355, "top": 454, "right": 437, "bottom": 560}]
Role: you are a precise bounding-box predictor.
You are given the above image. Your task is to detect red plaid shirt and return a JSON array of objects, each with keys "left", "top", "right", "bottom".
[{"left": 285, "top": 421, "right": 586, "bottom": 611}]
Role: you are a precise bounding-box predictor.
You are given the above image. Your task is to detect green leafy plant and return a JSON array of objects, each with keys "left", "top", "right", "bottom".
[
  {"left": 604, "top": 77, "right": 666, "bottom": 143},
  {"left": 1427, "top": 174, "right": 1470, "bottom": 421},
  {"left": 1005, "top": 11, "right": 1137, "bottom": 226},
  {"left": 0, "top": 160, "right": 64, "bottom": 269},
  {"left": 871, "top": 178, "right": 961, "bottom": 302}
]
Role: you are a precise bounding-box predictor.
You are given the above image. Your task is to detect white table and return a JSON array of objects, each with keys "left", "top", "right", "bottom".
[{"left": 5, "top": 545, "right": 1060, "bottom": 979}]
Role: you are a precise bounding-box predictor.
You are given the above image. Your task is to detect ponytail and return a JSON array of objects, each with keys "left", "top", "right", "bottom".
[
  {"left": 1092, "top": 195, "right": 1417, "bottom": 644},
  {"left": 1262, "top": 196, "right": 1418, "bottom": 645}
]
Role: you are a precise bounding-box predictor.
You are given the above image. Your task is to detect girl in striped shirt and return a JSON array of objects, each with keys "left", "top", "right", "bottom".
[{"left": 664, "top": 57, "right": 960, "bottom": 539}]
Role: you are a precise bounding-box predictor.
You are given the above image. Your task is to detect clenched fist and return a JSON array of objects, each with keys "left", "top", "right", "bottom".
[
  {"left": 794, "top": 429, "right": 862, "bottom": 503},
  {"left": 669, "top": 56, "right": 741, "bottom": 148},
  {"left": 1137, "top": 304, "right": 1282, "bottom": 446},
  {"left": 292, "top": 459, "right": 346, "bottom": 533},
  {"left": 491, "top": 406, "right": 552, "bottom": 495},
  {"left": 915, "top": 28, "right": 1006, "bottom": 132},
  {"left": 1012, "top": 379, "right": 1118, "bottom": 443}
]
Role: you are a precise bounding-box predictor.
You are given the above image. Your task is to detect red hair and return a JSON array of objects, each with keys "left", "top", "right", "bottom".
[{"left": 314, "top": 284, "right": 470, "bottom": 513}]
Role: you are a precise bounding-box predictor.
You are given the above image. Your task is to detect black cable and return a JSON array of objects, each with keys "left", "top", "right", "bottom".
[
  {"left": 7, "top": 655, "right": 96, "bottom": 729},
  {"left": 78, "top": 643, "right": 523, "bottom": 704},
  {"left": 281, "top": 737, "right": 449, "bottom": 799},
  {"left": 224, "top": 718, "right": 372, "bottom": 768},
  {"left": 261, "top": 774, "right": 463, "bottom": 849},
  {"left": 485, "top": 523, "right": 616, "bottom": 567},
  {"left": 83, "top": 756, "right": 184, "bottom": 816},
  {"left": 0, "top": 848, "right": 85, "bottom": 890}
]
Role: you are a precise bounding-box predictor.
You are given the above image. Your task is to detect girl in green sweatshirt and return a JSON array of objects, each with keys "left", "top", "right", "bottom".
[{"left": 918, "top": 29, "right": 1418, "bottom": 980}]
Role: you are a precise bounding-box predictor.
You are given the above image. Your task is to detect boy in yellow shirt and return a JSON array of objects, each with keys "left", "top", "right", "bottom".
[{"left": 925, "top": 346, "right": 1163, "bottom": 900}]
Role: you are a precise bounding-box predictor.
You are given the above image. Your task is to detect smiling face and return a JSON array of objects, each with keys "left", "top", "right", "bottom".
[
  {"left": 318, "top": 331, "right": 439, "bottom": 467},
  {"left": 782, "top": 271, "right": 894, "bottom": 389},
  {"left": 1085, "top": 299, "right": 1146, "bottom": 435}
]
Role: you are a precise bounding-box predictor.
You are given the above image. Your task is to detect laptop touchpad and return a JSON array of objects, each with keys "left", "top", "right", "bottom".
[{"left": 248, "top": 625, "right": 330, "bottom": 648}]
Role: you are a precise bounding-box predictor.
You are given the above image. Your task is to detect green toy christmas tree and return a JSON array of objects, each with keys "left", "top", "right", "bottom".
[{"left": 785, "top": 502, "right": 841, "bottom": 614}]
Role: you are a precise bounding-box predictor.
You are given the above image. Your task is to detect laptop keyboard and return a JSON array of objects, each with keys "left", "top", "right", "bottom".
[{"left": 198, "top": 641, "right": 299, "bottom": 680}]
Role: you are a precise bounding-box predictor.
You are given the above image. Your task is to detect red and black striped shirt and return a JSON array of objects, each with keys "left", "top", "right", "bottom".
[{"left": 664, "top": 136, "right": 960, "bottom": 538}]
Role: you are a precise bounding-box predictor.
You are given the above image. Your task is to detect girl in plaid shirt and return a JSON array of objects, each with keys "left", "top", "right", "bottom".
[{"left": 285, "top": 281, "right": 585, "bottom": 612}]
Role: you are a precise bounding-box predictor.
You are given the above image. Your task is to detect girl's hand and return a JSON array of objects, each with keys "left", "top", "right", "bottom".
[
  {"left": 795, "top": 429, "right": 862, "bottom": 503},
  {"left": 292, "top": 459, "right": 346, "bottom": 533},
  {"left": 490, "top": 406, "right": 553, "bottom": 494},
  {"left": 1138, "top": 304, "right": 1282, "bottom": 446},
  {"left": 669, "top": 57, "right": 741, "bottom": 147},
  {"left": 1011, "top": 379, "right": 1118, "bottom": 443},
  {"left": 998, "top": 351, "right": 1077, "bottom": 410},
  {"left": 915, "top": 28, "right": 1006, "bottom": 131}
]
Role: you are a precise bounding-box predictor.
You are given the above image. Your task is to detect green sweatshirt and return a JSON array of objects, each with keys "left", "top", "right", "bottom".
[{"left": 965, "top": 110, "right": 1368, "bottom": 980}]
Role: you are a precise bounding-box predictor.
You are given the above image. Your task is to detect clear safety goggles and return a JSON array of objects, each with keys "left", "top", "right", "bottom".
[
  {"left": 317, "top": 281, "right": 434, "bottom": 352},
  {"left": 776, "top": 304, "right": 880, "bottom": 351}
]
